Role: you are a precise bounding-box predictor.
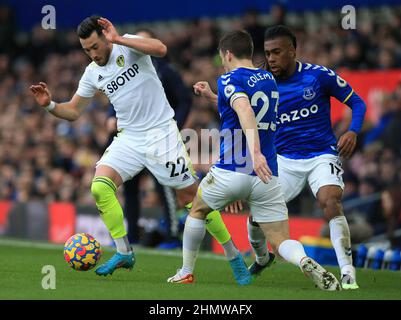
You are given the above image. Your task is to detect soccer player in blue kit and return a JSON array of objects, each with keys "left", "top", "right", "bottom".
[
  {"left": 193, "top": 26, "right": 366, "bottom": 290},
  {"left": 245, "top": 26, "right": 366, "bottom": 290},
  {"left": 168, "top": 30, "right": 341, "bottom": 291}
]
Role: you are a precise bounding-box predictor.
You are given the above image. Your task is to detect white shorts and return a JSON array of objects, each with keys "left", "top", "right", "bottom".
[
  {"left": 277, "top": 154, "right": 345, "bottom": 202},
  {"left": 199, "top": 166, "right": 288, "bottom": 223},
  {"left": 97, "top": 120, "right": 197, "bottom": 189}
]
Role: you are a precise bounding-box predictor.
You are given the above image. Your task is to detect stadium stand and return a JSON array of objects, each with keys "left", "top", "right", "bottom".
[{"left": 0, "top": 3, "right": 400, "bottom": 248}]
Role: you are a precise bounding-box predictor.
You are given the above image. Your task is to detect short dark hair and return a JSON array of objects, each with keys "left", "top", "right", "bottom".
[
  {"left": 218, "top": 30, "right": 254, "bottom": 59},
  {"left": 264, "top": 25, "right": 297, "bottom": 49},
  {"left": 77, "top": 15, "right": 103, "bottom": 39}
]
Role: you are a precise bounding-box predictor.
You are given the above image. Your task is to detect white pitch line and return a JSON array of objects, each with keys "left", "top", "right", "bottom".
[{"left": 0, "top": 238, "right": 227, "bottom": 261}]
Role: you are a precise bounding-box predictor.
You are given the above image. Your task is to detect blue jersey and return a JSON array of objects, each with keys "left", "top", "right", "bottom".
[
  {"left": 215, "top": 67, "right": 279, "bottom": 176},
  {"left": 275, "top": 61, "right": 354, "bottom": 159}
]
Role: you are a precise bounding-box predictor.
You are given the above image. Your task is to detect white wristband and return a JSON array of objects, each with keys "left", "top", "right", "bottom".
[{"left": 45, "top": 101, "right": 56, "bottom": 112}]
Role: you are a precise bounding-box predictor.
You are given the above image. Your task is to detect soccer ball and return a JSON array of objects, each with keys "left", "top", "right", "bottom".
[{"left": 64, "top": 233, "right": 102, "bottom": 271}]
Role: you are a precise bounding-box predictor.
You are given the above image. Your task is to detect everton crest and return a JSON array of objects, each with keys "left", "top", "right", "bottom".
[{"left": 303, "top": 86, "right": 316, "bottom": 100}]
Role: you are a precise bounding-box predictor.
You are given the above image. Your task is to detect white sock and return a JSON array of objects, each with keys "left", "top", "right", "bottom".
[
  {"left": 247, "top": 218, "right": 269, "bottom": 265},
  {"left": 114, "top": 236, "right": 132, "bottom": 255},
  {"left": 329, "top": 216, "right": 353, "bottom": 270},
  {"left": 278, "top": 239, "right": 307, "bottom": 267},
  {"left": 341, "top": 264, "right": 356, "bottom": 279},
  {"left": 181, "top": 216, "right": 206, "bottom": 275},
  {"left": 222, "top": 239, "right": 239, "bottom": 261}
]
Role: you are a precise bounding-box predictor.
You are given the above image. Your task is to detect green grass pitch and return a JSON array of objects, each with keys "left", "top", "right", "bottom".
[{"left": 1, "top": 238, "right": 401, "bottom": 300}]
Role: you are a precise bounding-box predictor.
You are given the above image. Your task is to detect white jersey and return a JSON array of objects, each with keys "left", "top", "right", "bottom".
[{"left": 76, "top": 34, "right": 174, "bottom": 132}]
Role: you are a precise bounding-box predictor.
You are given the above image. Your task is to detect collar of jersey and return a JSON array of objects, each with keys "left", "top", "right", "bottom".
[
  {"left": 230, "top": 66, "right": 260, "bottom": 73},
  {"left": 296, "top": 60, "right": 302, "bottom": 72},
  {"left": 276, "top": 61, "right": 302, "bottom": 82}
]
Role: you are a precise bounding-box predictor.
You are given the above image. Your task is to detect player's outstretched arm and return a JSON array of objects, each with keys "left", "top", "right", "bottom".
[
  {"left": 29, "top": 82, "right": 91, "bottom": 121},
  {"left": 232, "top": 97, "right": 272, "bottom": 183},
  {"left": 193, "top": 81, "right": 218, "bottom": 107},
  {"left": 319, "top": 69, "right": 366, "bottom": 158},
  {"left": 98, "top": 17, "right": 167, "bottom": 57},
  {"left": 337, "top": 92, "right": 367, "bottom": 158}
]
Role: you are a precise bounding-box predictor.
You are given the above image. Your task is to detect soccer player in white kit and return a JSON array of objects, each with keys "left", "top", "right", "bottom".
[{"left": 29, "top": 16, "right": 239, "bottom": 276}]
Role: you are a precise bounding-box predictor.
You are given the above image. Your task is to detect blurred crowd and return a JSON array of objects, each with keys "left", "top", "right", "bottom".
[{"left": 0, "top": 4, "right": 401, "bottom": 244}]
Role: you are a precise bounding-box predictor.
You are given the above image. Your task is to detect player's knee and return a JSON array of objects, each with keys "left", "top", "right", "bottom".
[
  {"left": 91, "top": 180, "right": 102, "bottom": 201},
  {"left": 177, "top": 194, "right": 191, "bottom": 209},
  {"left": 176, "top": 183, "right": 197, "bottom": 208},
  {"left": 91, "top": 177, "right": 116, "bottom": 204},
  {"left": 190, "top": 209, "right": 208, "bottom": 220},
  {"left": 320, "top": 197, "right": 343, "bottom": 221}
]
